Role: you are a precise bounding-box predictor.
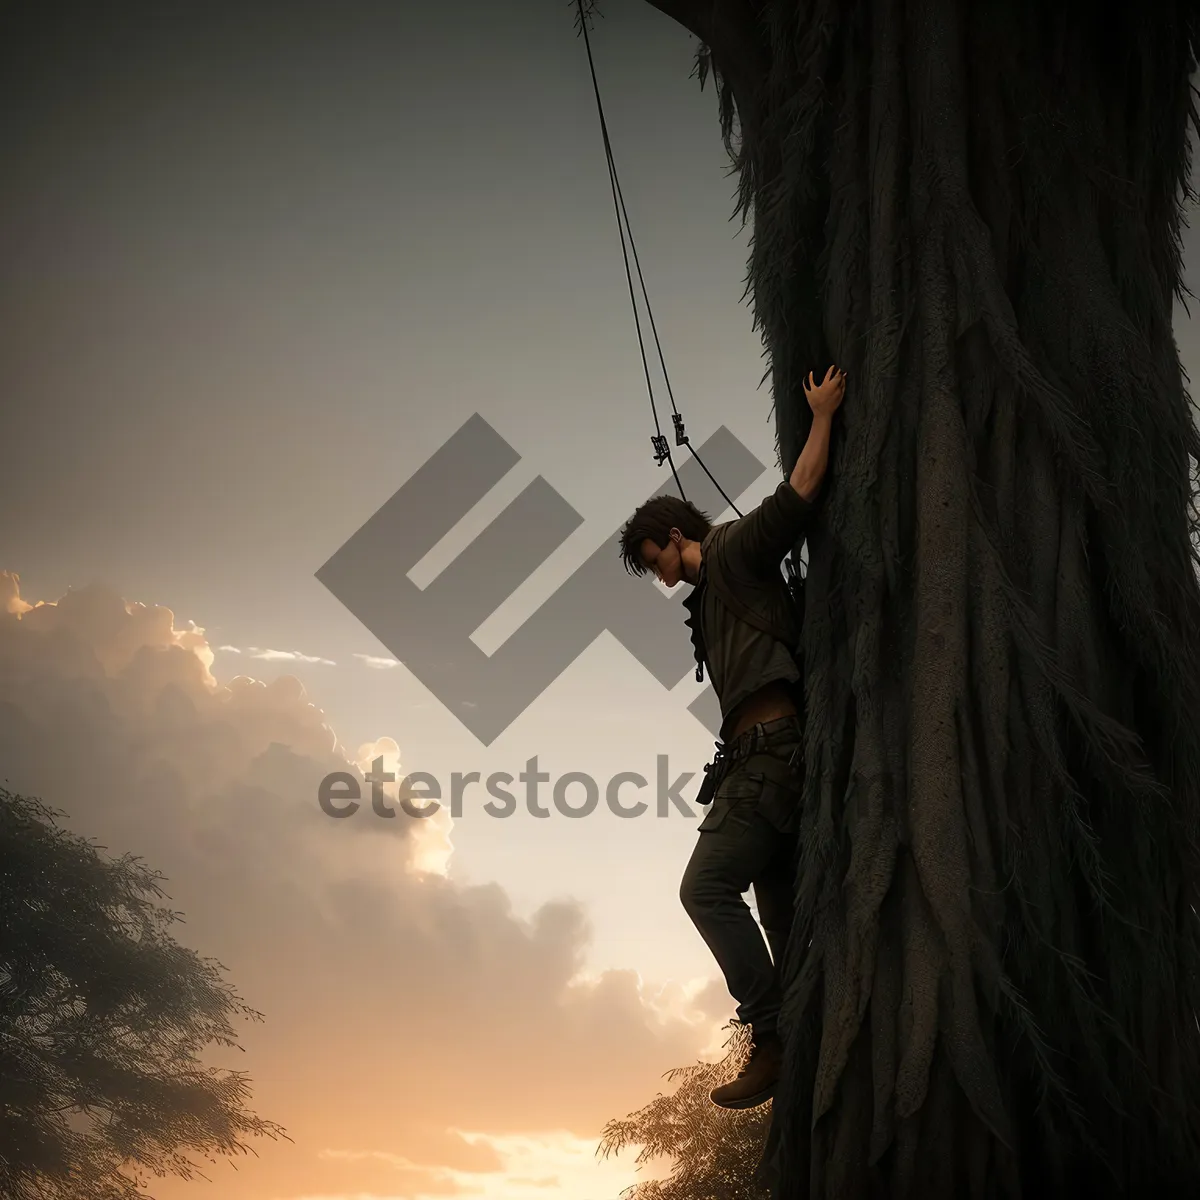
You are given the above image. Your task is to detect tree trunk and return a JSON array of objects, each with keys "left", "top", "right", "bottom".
[{"left": 638, "top": 0, "right": 1200, "bottom": 1194}]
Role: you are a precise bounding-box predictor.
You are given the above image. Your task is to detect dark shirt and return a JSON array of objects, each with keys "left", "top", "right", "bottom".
[{"left": 682, "top": 480, "right": 816, "bottom": 740}]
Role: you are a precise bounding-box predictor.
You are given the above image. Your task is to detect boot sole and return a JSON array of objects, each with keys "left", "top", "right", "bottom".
[{"left": 709, "top": 1082, "right": 775, "bottom": 1110}]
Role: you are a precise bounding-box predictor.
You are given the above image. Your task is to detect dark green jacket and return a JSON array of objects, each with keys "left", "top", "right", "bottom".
[{"left": 682, "top": 479, "right": 817, "bottom": 741}]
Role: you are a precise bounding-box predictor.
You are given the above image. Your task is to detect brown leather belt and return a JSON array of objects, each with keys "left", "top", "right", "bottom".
[
  {"left": 726, "top": 713, "right": 803, "bottom": 762},
  {"left": 696, "top": 714, "right": 804, "bottom": 806}
]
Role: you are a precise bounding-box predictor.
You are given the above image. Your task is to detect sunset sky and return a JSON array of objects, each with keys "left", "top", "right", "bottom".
[{"left": 3, "top": 2, "right": 1200, "bottom": 1198}]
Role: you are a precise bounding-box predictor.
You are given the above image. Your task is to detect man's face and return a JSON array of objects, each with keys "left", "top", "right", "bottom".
[{"left": 639, "top": 531, "right": 684, "bottom": 587}]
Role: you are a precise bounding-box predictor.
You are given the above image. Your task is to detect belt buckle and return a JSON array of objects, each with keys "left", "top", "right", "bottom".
[{"left": 735, "top": 729, "right": 754, "bottom": 761}]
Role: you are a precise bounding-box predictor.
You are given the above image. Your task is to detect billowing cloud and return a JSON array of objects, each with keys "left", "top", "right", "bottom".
[
  {"left": 351, "top": 734, "right": 455, "bottom": 876},
  {"left": 0, "top": 570, "right": 717, "bottom": 1200}
]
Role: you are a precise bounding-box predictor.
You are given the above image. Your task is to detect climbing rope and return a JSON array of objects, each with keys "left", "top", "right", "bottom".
[{"left": 574, "top": 0, "right": 743, "bottom": 517}]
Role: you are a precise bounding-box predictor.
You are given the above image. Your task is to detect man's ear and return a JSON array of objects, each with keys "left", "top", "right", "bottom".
[{"left": 669, "top": 527, "right": 682, "bottom": 546}]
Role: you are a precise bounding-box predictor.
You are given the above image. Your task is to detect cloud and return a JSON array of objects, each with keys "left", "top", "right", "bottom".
[
  {"left": 352, "top": 735, "right": 453, "bottom": 876},
  {"left": 0, "top": 569, "right": 716, "bottom": 1200},
  {"left": 2, "top": 571, "right": 33, "bottom": 615},
  {"left": 246, "top": 645, "right": 338, "bottom": 666},
  {"left": 296, "top": 1129, "right": 645, "bottom": 1200},
  {"left": 211, "top": 642, "right": 338, "bottom": 665},
  {"left": 353, "top": 653, "right": 400, "bottom": 670}
]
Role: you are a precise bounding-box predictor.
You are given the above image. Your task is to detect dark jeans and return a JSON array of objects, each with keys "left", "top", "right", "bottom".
[{"left": 679, "top": 717, "right": 803, "bottom": 1039}]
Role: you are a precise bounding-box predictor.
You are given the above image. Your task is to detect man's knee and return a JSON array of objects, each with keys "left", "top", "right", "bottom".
[
  {"left": 678, "top": 860, "right": 707, "bottom": 920},
  {"left": 679, "top": 853, "right": 730, "bottom": 921}
]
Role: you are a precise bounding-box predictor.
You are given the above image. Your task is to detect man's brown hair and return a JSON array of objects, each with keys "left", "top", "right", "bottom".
[{"left": 617, "top": 495, "right": 713, "bottom": 576}]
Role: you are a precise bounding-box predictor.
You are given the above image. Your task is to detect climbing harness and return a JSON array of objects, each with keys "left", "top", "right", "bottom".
[{"left": 574, "top": 0, "right": 742, "bottom": 517}]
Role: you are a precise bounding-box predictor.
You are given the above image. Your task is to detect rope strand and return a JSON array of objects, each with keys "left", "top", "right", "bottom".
[
  {"left": 608, "top": 152, "right": 744, "bottom": 515},
  {"left": 574, "top": 0, "right": 742, "bottom": 516}
]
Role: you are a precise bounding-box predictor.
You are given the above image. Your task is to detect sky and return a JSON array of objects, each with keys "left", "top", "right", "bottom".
[{"left": 2, "top": 2, "right": 1200, "bottom": 1199}]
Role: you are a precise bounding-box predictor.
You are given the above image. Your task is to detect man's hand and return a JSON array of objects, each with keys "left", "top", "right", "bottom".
[
  {"left": 790, "top": 365, "right": 845, "bottom": 502},
  {"left": 803, "top": 365, "right": 846, "bottom": 418},
  {"left": 724, "top": 364, "right": 846, "bottom": 572}
]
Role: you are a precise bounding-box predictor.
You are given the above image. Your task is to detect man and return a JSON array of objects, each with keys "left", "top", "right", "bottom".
[{"left": 617, "top": 364, "right": 846, "bottom": 1109}]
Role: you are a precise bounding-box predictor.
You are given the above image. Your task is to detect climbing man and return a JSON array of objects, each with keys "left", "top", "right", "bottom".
[{"left": 617, "top": 365, "right": 846, "bottom": 1109}]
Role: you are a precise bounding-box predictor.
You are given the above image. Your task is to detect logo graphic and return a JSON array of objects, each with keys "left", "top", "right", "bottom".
[{"left": 317, "top": 414, "right": 766, "bottom": 745}]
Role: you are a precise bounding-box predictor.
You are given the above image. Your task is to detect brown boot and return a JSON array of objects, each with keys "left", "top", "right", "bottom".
[{"left": 709, "top": 1028, "right": 782, "bottom": 1110}]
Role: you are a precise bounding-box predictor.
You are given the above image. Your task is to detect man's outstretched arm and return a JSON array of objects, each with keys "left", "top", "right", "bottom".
[
  {"left": 723, "top": 367, "right": 845, "bottom": 578},
  {"left": 790, "top": 409, "right": 833, "bottom": 502}
]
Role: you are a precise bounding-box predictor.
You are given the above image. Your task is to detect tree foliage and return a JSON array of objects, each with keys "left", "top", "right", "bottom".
[
  {"left": 598, "top": 1020, "right": 771, "bottom": 1200},
  {"left": 0, "top": 785, "right": 287, "bottom": 1199}
]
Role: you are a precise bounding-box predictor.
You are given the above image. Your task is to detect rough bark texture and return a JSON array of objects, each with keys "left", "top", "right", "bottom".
[{"left": 640, "top": 0, "right": 1200, "bottom": 1194}]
